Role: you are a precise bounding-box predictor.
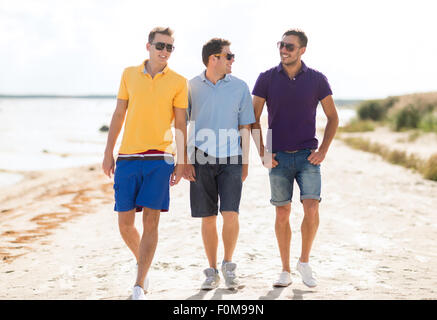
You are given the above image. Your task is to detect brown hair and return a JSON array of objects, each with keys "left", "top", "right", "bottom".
[
  {"left": 202, "top": 38, "right": 231, "bottom": 67},
  {"left": 148, "top": 27, "right": 174, "bottom": 43},
  {"left": 283, "top": 29, "right": 308, "bottom": 47}
]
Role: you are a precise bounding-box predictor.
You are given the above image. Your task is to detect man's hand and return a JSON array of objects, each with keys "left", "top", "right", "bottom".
[
  {"left": 170, "top": 164, "right": 185, "bottom": 186},
  {"left": 307, "top": 149, "right": 326, "bottom": 165},
  {"left": 184, "top": 164, "right": 196, "bottom": 182},
  {"left": 102, "top": 154, "right": 115, "bottom": 178},
  {"left": 261, "top": 152, "right": 278, "bottom": 169},
  {"left": 242, "top": 164, "right": 248, "bottom": 182}
]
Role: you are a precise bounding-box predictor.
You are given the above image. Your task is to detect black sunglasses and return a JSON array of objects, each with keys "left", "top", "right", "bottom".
[
  {"left": 277, "top": 41, "right": 299, "bottom": 52},
  {"left": 151, "top": 42, "right": 175, "bottom": 52},
  {"left": 214, "top": 53, "right": 235, "bottom": 60}
]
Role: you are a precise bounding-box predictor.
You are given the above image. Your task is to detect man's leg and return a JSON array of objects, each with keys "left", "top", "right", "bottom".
[
  {"left": 222, "top": 211, "right": 239, "bottom": 262},
  {"left": 201, "top": 215, "right": 218, "bottom": 269},
  {"left": 118, "top": 209, "right": 140, "bottom": 263},
  {"left": 300, "top": 199, "right": 319, "bottom": 263},
  {"left": 221, "top": 210, "right": 240, "bottom": 289},
  {"left": 135, "top": 207, "right": 161, "bottom": 289},
  {"left": 267, "top": 152, "right": 293, "bottom": 274},
  {"left": 217, "top": 161, "right": 242, "bottom": 264},
  {"left": 275, "top": 203, "right": 292, "bottom": 272},
  {"left": 294, "top": 149, "right": 321, "bottom": 287}
]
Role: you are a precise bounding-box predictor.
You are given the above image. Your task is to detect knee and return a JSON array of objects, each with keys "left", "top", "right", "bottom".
[
  {"left": 222, "top": 211, "right": 238, "bottom": 224},
  {"left": 303, "top": 202, "right": 319, "bottom": 223},
  {"left": 143, "top": 212, "right": 160, "bottom": 232},
  {"left": 202, "top": 216, "right": 217, "bottom": 228},
  {"left": 118, "top": 217, "right": 134, "bottom": 234},
  {"left": 276, "top": 206, "right": 291, "bottom": 224}
]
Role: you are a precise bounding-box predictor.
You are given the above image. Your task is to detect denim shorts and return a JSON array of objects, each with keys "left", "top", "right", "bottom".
[
  {"left": 268, "top": 149, "right": 321, "bottom": 206},
  {"left": 190, "top": 153, "right": 243, "bottom": 218},
  {"left": 113, "top": 159, "right": 174, "bottom": 212}
]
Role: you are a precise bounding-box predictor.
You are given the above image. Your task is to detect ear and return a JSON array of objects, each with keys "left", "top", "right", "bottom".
[
  {"left": 300, "top": 46, "right": 306, "bottom": 55},
  {"left": 146, "top": 42, "right": 151, "bottom": 52},
  {"left": 208, "top": 55, "right": 215, "bottom": 67}
]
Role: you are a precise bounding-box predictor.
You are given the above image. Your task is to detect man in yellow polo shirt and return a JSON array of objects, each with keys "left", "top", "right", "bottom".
[{"left": 102, "top": 26, "right": 188, "bottom": 300}]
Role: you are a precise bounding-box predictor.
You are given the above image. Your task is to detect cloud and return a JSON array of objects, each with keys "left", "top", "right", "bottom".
[{"left": 1, "top": 0, "right": 437, "bottom": 98}]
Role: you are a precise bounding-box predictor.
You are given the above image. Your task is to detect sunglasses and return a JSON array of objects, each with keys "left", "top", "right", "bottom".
[
  {"left": 151, "top": 42, "right": 175, "bottom": 52},
  {"left": 277, "top": 41, "right": 299, "bottom": 52},
  {"left": 214, "top": 53, "right": 235, "bottom": 60}
]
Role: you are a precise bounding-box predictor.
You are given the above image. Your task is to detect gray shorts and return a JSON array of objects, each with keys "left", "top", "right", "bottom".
[{"left": 190, "top": 151, "right": 243, "bottom": 218}]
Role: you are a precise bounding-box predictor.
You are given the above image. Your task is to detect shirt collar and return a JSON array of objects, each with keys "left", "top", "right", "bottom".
[
  {"left": 199, "top": 70, "right": 232, "bottom": 83},
  {"left": 277, "top": 60, "right": 308, "bottom": 74},
  {"left": 141, "top": 59, "right": 169, "bottom": 75}
]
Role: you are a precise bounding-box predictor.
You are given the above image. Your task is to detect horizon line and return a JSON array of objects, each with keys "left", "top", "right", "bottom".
[
  {"left": 0, "top": 94, "right": 116, "bottom": 99},
  {"left": 0, "top": 94, "right": 365, "bottom": 102}
]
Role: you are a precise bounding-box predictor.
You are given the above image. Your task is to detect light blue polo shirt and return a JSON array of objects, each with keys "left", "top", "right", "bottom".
[{"left": 187, "top": 71, "right": 255, "bottom": 158}]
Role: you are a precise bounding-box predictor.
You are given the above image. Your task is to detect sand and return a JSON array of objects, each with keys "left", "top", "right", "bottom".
[{"left": 1, "top": 137, "right": 437, "bottom": 300}]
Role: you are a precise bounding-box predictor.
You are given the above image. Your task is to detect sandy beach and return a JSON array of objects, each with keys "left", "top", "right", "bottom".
[{"left": 1, "top": 135, "right": 437, "bottom": 300}]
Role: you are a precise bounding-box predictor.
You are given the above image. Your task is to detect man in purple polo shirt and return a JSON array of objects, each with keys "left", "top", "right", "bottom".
[{"left": 251, "top": 29, "right": 339, "bottom": 288}]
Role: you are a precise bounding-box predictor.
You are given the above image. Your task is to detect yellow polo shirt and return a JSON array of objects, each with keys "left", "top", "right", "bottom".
[{"left": 117, "top": 60, "right": 188, "bottom": 155}]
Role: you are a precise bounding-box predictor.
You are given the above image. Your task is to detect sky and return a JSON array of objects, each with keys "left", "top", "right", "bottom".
[{"left": 1, "top": 0, "right": 436, "bottom": 99}]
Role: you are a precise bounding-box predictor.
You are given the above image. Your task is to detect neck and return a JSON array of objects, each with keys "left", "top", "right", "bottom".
[
  {"left": 146, "top": 59, "right": 166, "bottom": 77},
  {"left": 282, "top": 60, "right": 302, "bottom": 79},
  {"left": 205, "top": 68, "right": 225, "bottom": 85}
]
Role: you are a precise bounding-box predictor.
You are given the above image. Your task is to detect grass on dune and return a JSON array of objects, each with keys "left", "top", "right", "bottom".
[{"left": 340, "top": 136, "right": 437, "bottom": 181}]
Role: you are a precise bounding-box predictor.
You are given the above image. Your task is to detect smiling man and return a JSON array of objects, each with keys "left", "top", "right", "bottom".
[
  {"left": 185, "top": 38, "right": 255, "bottom": 290},
  {"left": 102, "top": 27, "right": 188, "bottom": 300},
  {"left": 251, "top": 29, "right": 339, "bottom": 288}
]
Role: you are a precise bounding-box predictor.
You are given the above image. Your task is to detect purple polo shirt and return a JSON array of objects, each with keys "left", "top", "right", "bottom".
[{"left": 252, "top": 61, "right": 332, "bottom": 152}]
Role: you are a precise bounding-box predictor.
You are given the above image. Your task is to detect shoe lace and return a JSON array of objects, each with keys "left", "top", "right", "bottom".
[
  {"left": 205, "top": 273, "right": 217, "bottom": 283},
  {"left": 225, "top": 270, "right": 236, "bottom": 280},
  {"left": 302, "top": 266, "right": 317, "bottom": 279}
]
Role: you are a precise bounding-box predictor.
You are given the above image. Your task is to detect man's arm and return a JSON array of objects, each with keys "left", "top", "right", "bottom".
[
  {"left": 250, "top": 95, "right": 278, "bottom": 168},
  {"left": 170, "top": 107, "right": 188, "bottom": 186},
  {"left": 250, "top": 95, "right": 265, "bottom": 157},
  {"left": 239, "top": 124, "right": 251, "bottom": 182},
  {"left": 102, "top": 99, "right": 128, "bottom": 178},
  {"left": 307, "top": 95, "right": 339, "bottom": 165}
]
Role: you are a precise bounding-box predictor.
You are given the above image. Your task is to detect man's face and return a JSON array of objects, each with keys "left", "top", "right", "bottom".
[
  {"left": 147, "top": 33, "right": 174, "bottom": 65},
  {"left": 213, "top": 46, "right": 234, "bottom": 75},
  {"left": 279, "top": 35, "right": 305, "bottom": 66}
]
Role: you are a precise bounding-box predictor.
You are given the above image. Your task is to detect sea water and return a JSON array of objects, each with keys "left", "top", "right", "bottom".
[{"left": 0, "top": 98, "right": 116, "bottom": 186}]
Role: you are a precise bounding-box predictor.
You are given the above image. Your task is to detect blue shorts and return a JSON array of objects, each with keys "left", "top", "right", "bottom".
[
  {"left": 113, "top": 159, "right": 174, "bottom": 212},
  {"left": 268, "top": 149, "right": 321, "bottom": 206}
]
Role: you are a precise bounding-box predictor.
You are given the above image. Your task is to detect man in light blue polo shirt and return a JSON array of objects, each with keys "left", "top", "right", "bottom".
[{"left": 185, "top": 38, "right": 255, "bottom": 290}]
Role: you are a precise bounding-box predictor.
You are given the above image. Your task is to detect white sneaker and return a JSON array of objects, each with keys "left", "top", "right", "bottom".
[
  {"left": 296, "top": 260, "right": 317, "bottom": 288},
  {"left": 273, "top": 271, "right": 292, "bottom": 287},
  {"left": 201, "top": 268, "right": 220, "bottom": 290},
  {"left": 132, "top": 285, "right": 147, "bottom": 300},
  {"left": 221, "top": 262, "right": 240, "bottom": 289}
]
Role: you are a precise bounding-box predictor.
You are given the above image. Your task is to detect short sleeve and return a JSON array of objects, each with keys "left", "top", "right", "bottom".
[
  {"left": 187, "top": 82, "right": 192, "bottom": 122},
  {"left": 239, "top": 83, "right": 256, "bottom": 126},
  {"left": 252, "top": 72, "right": 268, "bottom": 99},
  {"left": 317, "top": 73, "right": 333, "bottom": 101},
  {"left": 117, "top": 69, "right": 129, "bottom": 100},
  {"left": 173, "top": 78, "right": 188, "bottom": 109}
]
